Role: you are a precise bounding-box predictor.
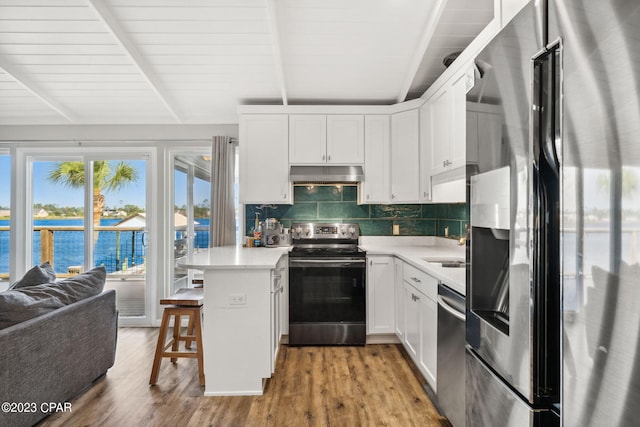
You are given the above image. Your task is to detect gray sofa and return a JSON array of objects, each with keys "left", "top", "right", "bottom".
[{"left": 0, "top": 289, "right": 118, "bottom": 427}]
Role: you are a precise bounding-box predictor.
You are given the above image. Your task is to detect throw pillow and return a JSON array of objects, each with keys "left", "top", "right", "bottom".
[
  {"left": 8, "top": 262, "right": 56, "bottom": 290},
  {"left": 0, "top": 266, "right": 107, "bottom": 330}
]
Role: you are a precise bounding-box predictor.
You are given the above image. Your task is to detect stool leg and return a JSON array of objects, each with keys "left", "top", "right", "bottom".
[
  {"left": 150, "top": 310, "right": 171, "bottom": 385},
  {"left": 194, "top": 307, "right": 205, "bottom": 385},
  {"left": 185, "top": 312, "right": 195, "bottom": 350},
  {"left": 171, "top": 314, "right": 181, "bottom": 363}
]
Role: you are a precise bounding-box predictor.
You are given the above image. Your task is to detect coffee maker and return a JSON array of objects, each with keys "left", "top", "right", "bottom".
[{"left": 261, "top": 218, "right": 282, "bottom": 248}]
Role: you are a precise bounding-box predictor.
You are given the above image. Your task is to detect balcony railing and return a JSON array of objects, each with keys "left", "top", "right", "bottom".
[{"left": 0, "top": 224, "right": 211, "bottom": 281}]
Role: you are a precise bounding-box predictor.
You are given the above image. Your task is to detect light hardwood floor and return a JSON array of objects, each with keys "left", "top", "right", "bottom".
[{"left": 39, "top": 328, "right": 450, "bottom": 427}]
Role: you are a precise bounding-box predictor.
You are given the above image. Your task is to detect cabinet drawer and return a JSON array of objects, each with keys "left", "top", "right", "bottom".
[{"left": 402, "top": 262, "right": 437, "bottom": 301}]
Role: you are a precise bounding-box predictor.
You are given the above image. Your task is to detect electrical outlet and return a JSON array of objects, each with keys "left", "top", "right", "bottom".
[
  {"left": 393, "top": 224, "right": 400, "bottom": 235},
  {"left": 229, "top": 293, "right": 247, "bottom": 306}
]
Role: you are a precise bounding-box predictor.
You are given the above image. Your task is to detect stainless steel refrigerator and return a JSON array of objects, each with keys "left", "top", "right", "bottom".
[{"left": 465, "top": 0, "right": 640, "bottom": 426}]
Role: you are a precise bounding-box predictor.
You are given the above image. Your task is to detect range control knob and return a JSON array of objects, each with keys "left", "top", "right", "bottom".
[
  {"left": 294, "top": 226, "right": 302, "bottom": 236},
  {"left": 340, "top": 227, "right": 347, "bottom": 235},
  {"left": 304, "top": 227, "right": 311, "bottom": 236},
  {"left": 348, "top": 226, "right": 356, "bottom": 236}
]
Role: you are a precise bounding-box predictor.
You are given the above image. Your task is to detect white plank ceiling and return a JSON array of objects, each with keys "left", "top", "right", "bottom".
[{"left": 0, "top": 0, "right": 492, "bottom": 125}]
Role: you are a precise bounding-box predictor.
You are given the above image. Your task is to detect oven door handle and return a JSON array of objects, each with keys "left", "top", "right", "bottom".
[{"left": 289, "top": 259, "right": 366, "bottom": 267}]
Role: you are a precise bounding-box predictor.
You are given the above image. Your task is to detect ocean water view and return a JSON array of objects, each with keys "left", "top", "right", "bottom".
[{"left": 0, "top": 217, "right": 210, "bottom": 277}]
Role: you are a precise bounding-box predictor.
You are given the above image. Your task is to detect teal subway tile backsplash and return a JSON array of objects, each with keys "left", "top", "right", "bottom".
[{"left": 245, "top": 185, "right": 468, "bottom": 238}]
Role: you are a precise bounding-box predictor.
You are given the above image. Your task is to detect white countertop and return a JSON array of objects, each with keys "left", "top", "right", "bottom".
[
  {"left": 177, "top": 245, "right": 289, "bottom": 270},
  {"left": 359, "top": 236, "right": 467, "bottom": 296}
]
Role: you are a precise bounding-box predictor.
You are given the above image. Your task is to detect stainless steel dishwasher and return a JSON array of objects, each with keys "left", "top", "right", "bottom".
[{"left": 437, "top": 283, "right": 466, "bottom": 427}]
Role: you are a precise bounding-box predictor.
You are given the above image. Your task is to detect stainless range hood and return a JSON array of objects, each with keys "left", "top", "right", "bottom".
[{"left": 289, "top": 165, "right": 364, "bottom": 183}]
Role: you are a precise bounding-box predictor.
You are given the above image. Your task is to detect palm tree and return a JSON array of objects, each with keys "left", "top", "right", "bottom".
[{"left": 48, "top": 161, "right": 138, "bottom": 228}]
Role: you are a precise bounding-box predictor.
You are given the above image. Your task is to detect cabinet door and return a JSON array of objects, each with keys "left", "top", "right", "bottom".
[
  {"left": 361, "top": 115, "right": 390, "bottom": 203},
  {"left": 289, "top": 115, "right": 327, "bottom": 164},
  {"left": 428, "top": 87, "right": 451, "bottom": 175},
  {"left": 240, "top": 114, "right": 291, "bottom": 204},
  {"left": 418, "top": 294, "right": 437, "bottom": 390},
  {"left": 419, "top": 104, "right": 432, "bottom": 202},
  {"left": 390, "top": 109, "right": 420, "bottom": 203},
  {"left": 403, "top": 281, "right": 420, "bottom": 359},
  {"left": 326, "top": 115, "right": 364, "bottom": 164},
  {"left": 367, "top": 256, "right": 395, "bottom": 334},
  {"left": 394, "top": 258, "right": 404, "bottom": 339},
  {"left": 449, "top": 72, "right": 468, "bottom": 170}
]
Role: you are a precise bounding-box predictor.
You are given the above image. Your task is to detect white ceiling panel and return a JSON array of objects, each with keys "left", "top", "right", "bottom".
[{"left": 0, "top": 0, "right": 493, "bottom": 125}]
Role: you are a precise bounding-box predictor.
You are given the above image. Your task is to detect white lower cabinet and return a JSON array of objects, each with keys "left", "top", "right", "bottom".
[
  {"left": 417, "top": 290, "right": 437, "bottom": 390},
  {"left": 394, "top": 258, "right": 405, "bottom": 339},
  {"left": 403, "top": 281, "right": 420, "bottom": 359},
  {"left": 270, "top": 255, "right": 287, "bottom": 373},
  {"left": 367, "top": 256, "right": 395, "bottom": 334},
  {"left": 399, "top": 261, "right": 438, "bottom": 391}
]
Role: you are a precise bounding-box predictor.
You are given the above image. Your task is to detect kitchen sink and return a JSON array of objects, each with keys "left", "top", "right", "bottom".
[{"left": 422, "top": 257, "right": 466, "bottom": 268}]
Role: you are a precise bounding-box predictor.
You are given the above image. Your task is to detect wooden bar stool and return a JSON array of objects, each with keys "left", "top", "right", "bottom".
[{"left": 150, "top": 288, "right": 205, "bottom": 386}]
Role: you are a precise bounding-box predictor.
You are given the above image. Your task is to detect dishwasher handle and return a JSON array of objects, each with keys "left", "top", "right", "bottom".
[{"left": 438, "top": 295, "right": 466, "bottom": 321}]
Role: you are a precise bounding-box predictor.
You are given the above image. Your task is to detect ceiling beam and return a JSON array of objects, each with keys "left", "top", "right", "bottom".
[
  {"left": 0, "top": 59, "right": 75, "bottom": 122},
  {"left": 396, "top": 0, "right": 449, "bottom": 103},
  {"left": 86, "top": 0, "right": 183, "bottom": 123},
  {"left": 266, "top": 0, "right": 288, "bottom": 105}
]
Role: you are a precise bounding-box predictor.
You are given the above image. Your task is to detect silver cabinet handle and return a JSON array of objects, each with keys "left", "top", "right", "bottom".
[
  {"left": 411, "top": 277, "right": 421, "bottom": 283},
  {"left": 283, "top": 193, "right": 287, "bottom": 199},
  {"left": 322, "top": 155, "right": 326, "bottom": 161},
  {"left": 328, "top": 154, "right": 331, "bottom": 161},
  {"left": 391, "top": 194, "right": 396, "bottom": 199},
  {"left": 443, "top": 161, "right": 446, "bottom": 167},
  {"left": 367, "top": 194, "right": 370, "bottom": 200}
]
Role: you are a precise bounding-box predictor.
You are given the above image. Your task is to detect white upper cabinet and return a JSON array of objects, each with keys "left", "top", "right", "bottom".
[
  {"left": 390, "top": 109, "right": 420, "bottom": 203},
  {"left": 240, "top": 114, "right": 292, "bottom": 204},
  {"left": 423, "top": 65, "right": 475, "bottom": 203},
  {"left": 361, "top": 115, "right": 390, "bottom": 204},
  {"left": 289, "top": 115, "right": 327, "bottom": 164},
  {"left": 289, "top": 114, "right": 364, "bottom": 165},
  {"left": 426, "top": 69, "right": 469, "bottom": 177},
  {"left": 449, "top": 71, "right": 469, "bottom": 170},
  {"left": 419, "top": 104, "right": 432, "bottom": 202},
  {"left": 427, "top": 86, "right": 452, "bottom": 176},
  {"left": 326, "top": 115, "right": 365, "bottom": 164}
]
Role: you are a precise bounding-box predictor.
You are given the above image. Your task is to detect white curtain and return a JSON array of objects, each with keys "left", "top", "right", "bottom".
[{"left": 210, "top": 136, "right": 236, "bottom": 247}]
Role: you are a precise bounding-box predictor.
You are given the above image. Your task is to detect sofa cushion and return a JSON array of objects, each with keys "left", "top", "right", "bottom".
[
  {"left": 8, "top": 262, "right": 56, "bottom": 290},
  {"left": 0, "top": 266, "right": 107, "bottom": 330}
]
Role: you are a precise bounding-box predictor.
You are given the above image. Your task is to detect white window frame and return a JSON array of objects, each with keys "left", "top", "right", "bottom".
[{"left": 12, "top": 144, "right": 157, "bottom": 326}]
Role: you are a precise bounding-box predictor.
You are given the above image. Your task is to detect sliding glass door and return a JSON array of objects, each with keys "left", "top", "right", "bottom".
[
  {"left": 0, "top": 152, "right": 11, "bottom": 290},
  {"left": 29, "top": 154, "right": 149, "bottom": 323}
]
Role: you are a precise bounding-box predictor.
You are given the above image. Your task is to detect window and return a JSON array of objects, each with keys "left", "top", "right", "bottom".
[
  {"left": 0, "top": 152, "right": 10, "bottom": 289},
  {"left": 172, "top": 153, "right": 211, "bottom": 292}
]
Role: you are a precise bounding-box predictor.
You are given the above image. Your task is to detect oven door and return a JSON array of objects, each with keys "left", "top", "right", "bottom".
[{"left": 288, "top": 257, "right": 366, "bottom": 345}]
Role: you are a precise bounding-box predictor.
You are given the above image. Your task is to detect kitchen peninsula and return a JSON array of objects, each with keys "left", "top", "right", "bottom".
[{"left": 178, "top": 246, "right": 289, "bottom": 396}]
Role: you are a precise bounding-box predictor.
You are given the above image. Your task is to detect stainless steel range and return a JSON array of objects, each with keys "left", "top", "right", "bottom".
[{"left": 288, "top": 222, "right": 366, "bottom": 346}]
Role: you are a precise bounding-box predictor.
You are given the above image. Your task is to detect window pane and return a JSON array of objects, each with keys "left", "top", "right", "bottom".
[
  {"left": 173, "top": 167, "right": 188, "bottom": 291},
  {"left": 33, "top": 160, "right": 85, "bottom": 275},
  {"left": 194, "top": 175, "right": 211, "bottom": 250},
  {"left": 97, "top": 160, "right": 146, "bottom": 318},
  {"left": 0, "top": 154, "right": 10, "bottom": 286}
]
